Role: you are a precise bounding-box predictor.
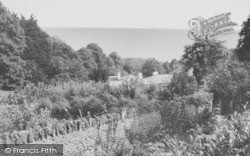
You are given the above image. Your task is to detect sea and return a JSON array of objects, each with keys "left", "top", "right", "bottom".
[{"left": 43, "top": 28, "right": 239, "bottom": 62}]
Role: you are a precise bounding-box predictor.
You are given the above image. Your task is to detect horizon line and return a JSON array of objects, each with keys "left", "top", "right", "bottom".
[
  {"left": 42, "top": 26, "right": 241, "bottom": 31},
  {"left": 42, "top": 26, "right": 190, "bottom": 30}
]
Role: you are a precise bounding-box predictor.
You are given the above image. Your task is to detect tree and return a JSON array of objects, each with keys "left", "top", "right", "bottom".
[
  {"left": 123, "top": 58, "right": 145, "bottom": 74},
  {"left": 109, "top": 51, "right": 123, "bottom": 70},
  {"left": 182, "top": 39, "right": 225, "bottom": 85},
  {"left": 86, "top": 43, "right": 103, "bottom": 53},
  {"left": 77, "top": 43, "right": 109, "bottom": 82},
  {"left": 169, "top": 59, "right": 177, "bottom": 71},
  {"left": 48, "top": 37, "right": 77, "bottom": 79},
  {"left": 235, "top": 16, "right": 250, "bottom": 63},
  {"left": 205, "top": 54, "right": 250, "bottom": 115},
  {"left": 168, "top": 70, "right": 198, "bottom": 97},
  {"left": 142, "top": 58, "right": 165, "bottom": 77},
  {"left": 77, "top": 47, "right": 97, "bottom": 79},
  {"left": 0, "top": 3, "right": 27, "bottom": 90},
  {"left": 158, "top": 70, "right": 198, "bottom": 100},
  {"left": 20, "top": 15, "right": 88, "bottom": 83},
  {"left": 162, "top": 61, "right": 171, "bottom": 74},
  {"left": 106, "top": 57, "right": 117, "bottom": 76},
  {"left": 50, "top": 36, "right": 75, "bottom": 59},
  {"left": 55, "top": 58, "right": 88, "bottom": 82},
  {"left": 20, "top": 15, "right": 53, "bottom": 82}
]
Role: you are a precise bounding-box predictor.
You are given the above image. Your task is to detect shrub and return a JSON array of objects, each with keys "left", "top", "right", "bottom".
[
  {"left": 162, "top": 112, "right": 250, "bottom": 155},
  {"left": 145, "top": 84, "right": 158, "bottom": 100},
  {"left": 206, "top": 58, "right": 250, "bottom": 114},
  {"left": 64, "top": 86, "right": 77, "bottom": 101},
  {"left": 127, "top": 112, "right": 161, "bottom": 144},
  {"left": 0, "top": 104, "right": 35, "bottom": 133},
  {"left": 37, "top": 98, "right": 53, "bottom": 112},
  {"left": 161, "top": 91, "right": 213, "bottom": 134},
  {"left": 86, "top": 96, "right": 104, "bottom": 115},
  {"left": 118, "top": 79, "right": 145, "bottom": 99},
  {"left": 119, "top": 96, "right": 138, "bottom": 108},
  {"left": 68, "top": 96, "right": 87, "bottom": 118},
  {"left": 108, "top": 107, "right": 121, "bottom": 114},
  {"left": 99, "top": 92, "right": 119, "bottom": 109},
  {"left": 69, "top": 96, "right": 104, "bottom": 118},
  {"left": 168, "top": 70, "right": 198, "bottom": 97},
  {"left": 157, "top": 85, "right": 173, "bottom": 101},
  {"left": 157, "top": 70, "right": 198, "bottom": 101},
  {"left": 135, "top": 94, "right": 161, "bottom": 114}
]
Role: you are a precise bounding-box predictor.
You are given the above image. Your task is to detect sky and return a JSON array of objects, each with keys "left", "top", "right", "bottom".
[
  {"left": 1, "top": 0, "right": 250, "bottom": 29},
  {"left": 0, "top": 0, "right": 248, "bottom": 61}
]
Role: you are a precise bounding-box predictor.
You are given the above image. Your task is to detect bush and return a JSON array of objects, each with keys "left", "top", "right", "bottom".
[
  {"left": 117, "top": 79, "right": 145, "bottom": 99},
  {"left": 135, "top": 94, "right": 161, "bottom": 114},
  {"left": 64, "top": 86, "right": 77, "bottom": 101},
  {"left": 162, "top": 112, "right": 250, "bottom": 155},
  {"left": 0, "top": 104, "right": 35, "bottom": 133},
  {"left": 206, "top": 58, "right": 250, "bottom": 115},
  {"left": 69, "top": 96, "right": 104, "bottom": 118},
  {"left": 86, "top": 96, "right": 104, "bottom": 115},
  {"left": 127, "top": 112, "right": 162, "bottom": 149},
  {"left": 168, "top": 71, "right": 198, "bottom": 97},
  {"left": 157, "top": 86, "right": 173, "bottom": 101},
  {"left": 157, "top": 70, "right": 198, "bottom": 101},
  {"left": 99, "top": 92, "right": 119, "bottom": 109},
  {"left": 161, "top": 91, "right": 213, "bottom": 134},
  {"left": 68, "top": 96, "right": 87, "bottom": 118},
  {"left": 37, "top": 98, "right": 53, "bottom": 112},
  {"left": 145, "top": 84, "right": 158, "bottom": 100},
  {"left": 119, "top": 96, "right": 138, "bottom": 108}
]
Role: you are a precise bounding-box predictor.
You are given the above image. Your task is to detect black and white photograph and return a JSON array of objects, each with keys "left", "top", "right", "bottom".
[{"left": 0, "top": 0, "right": 250, "bottom": 155}]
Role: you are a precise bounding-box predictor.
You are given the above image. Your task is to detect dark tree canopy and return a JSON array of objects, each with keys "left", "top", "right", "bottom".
[
  {"left": 235, "top": 16, "right": 250, "bottom": 63},
  {"left": 142, "top": 58, "right": 165, "bottom": 77},
  {"left": 106, "top": 56, "right": 117, "bottom": 76},
  {"left": 109, "top": 51, "right": 123, "bottom": 70},
  {"left": 206, "top": 54, "right": 249, "bottom": 115},
  {"left": 77, "top": 44, "right": 110, "bottom": 82},
  {"left": 0, "top": 3, "right": 27, "bottom": 90},
  {"left": 20, "top": 15, "right": 53, "bottom": 82},
  {"left": 169, "top": 59, "right": 177, "bottom": 71},
  {"left": 182, "top": 39, "right": 225, "bottom": 85},
  {"left": 123, "top": 58, "right": 145, "bottom": 74},
  {"left": 86, "top": 43, "right": 103, "bottom": 53},
  {"left": 48, "top": 37, "right": 88, "bottom": 81},
  {"left": 162, "top": 61, "right": 171, "bottom": 74}
]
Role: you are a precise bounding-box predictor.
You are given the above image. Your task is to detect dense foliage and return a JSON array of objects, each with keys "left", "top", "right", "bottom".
[
  {"left": 235, "top": 16, "right": 250, "bottom": 63},
  {"left": 1, "top": 2, "right": 250, "bottom": 156},
  {"left": 142, "top": 58, "right": 165, "bottom": 77},
  {"left": 123, "top": 58, "right": 145, "bottom": 75},
  {"left": 0, "top": 3, "right": 131, "bottom": 90},
  {"left": 162, "top": 60, "right": 171, "bottom": 74},
  {"left": 205, "top": 52, "right": 250, "bottom": 115},
  {"left": 0, "top": 3, "right": 27, "bottom": 90},
  {"left": 182, "top": 39, "right": 225, "bottom": 85}
]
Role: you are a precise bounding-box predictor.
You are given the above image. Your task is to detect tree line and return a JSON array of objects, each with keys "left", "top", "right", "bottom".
[
  {"left": 0, "top": 2, "right": 179, "bottom": 90},
  {"left": 1, "top": 1, "right": 250, "bottom": 93}
]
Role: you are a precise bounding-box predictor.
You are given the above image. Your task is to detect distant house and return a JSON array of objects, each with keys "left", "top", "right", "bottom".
[
  {"left": 108, "top": 72, "right": 147, "bottom": 87},
  {"left": 144, "top": 71, "right": 173, "bottom": 85},
  {"left": 108, "top": 71, "right": 172, "bottom": 87},
  {"left": 108, "top": 72, "right": 121, "bottom": 81}
]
